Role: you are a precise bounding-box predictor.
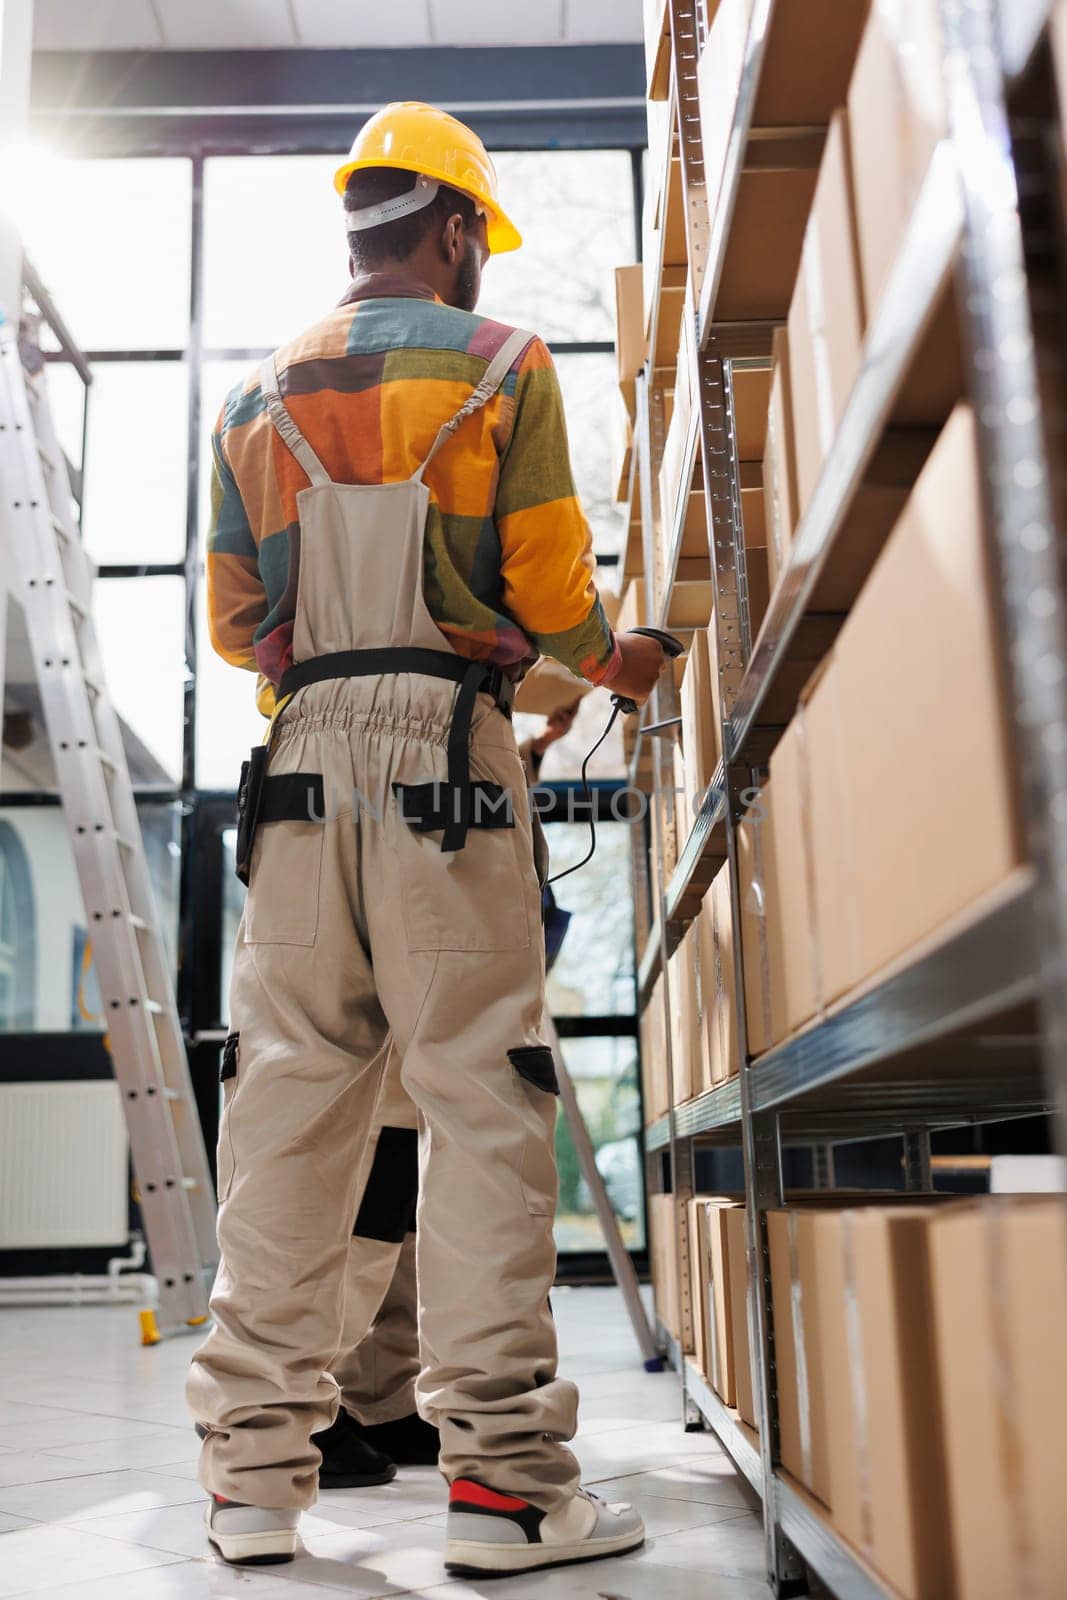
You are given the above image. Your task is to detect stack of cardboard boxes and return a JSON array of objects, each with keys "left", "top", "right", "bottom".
[{"left": 681, "top": 1196, "right": 1067, "bottom": 1599}]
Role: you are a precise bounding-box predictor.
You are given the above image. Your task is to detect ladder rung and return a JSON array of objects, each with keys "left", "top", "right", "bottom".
[
  {"left": 144, "top": 999, "right": 165, "bottom": 1014},
  {"left": 50, "top": 513, "right": 71, "bottom": 541},
  {"left": 115, "top": 834, "right": 138, "bottom": 851},
  {"left": 164, "top": 1087, "right": 182, "bottom": 1101},
  {"left": 66, "top": 591, "right": 88, "bottom": 618},
  {"left": 127, "top": 914, "right": 148, "bottom": 930},
  {"left": 37, "top": 441, "right": 58, "bottom": 472}
]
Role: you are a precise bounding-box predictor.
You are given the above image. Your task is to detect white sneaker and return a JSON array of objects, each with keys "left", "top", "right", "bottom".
[
  {"left": 444, "top": 1478, "right": 645, "bottom": 1575},
  {"left": 206, "top": 1495, "right": 299, "bottom": 1564}
]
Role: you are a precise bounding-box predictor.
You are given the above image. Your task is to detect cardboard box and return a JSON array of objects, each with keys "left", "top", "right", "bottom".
[
  {"left": 788, "top": 110, "right": 866, "bottom": 520},
  {"left": 697, "top": 0, "right": 751, "bottom": 225},
  {"left": 680, "top": 630, "right": 721, "bottom": 831},
  {"left": 767, "top": 1209, "right": 834, "bottom": 1508},
  {"left": 847, "top": 0, "right": 946, "bottom": 326},
  {"left": 672, "top": 740, "right": 690, "bottom": 857},
  {"left": 667, "top": 921, "right": 700, "bottom": 1106},
  {"left": 807, "top": 428, "right": 937, "bottom": 612},
  {"left": 736, "top": 796, "right": 775, "bottom": 1057},
  {"left": 616, "top": 578, "right": 647, "bottom": 638},
  {"left": 641, "top": 972, "right": 671, "bottom": 1123},
  {"left": 766, "top": 718, "right": 819, "bottom": 1041},
  {"left": 732, "top": 365, "right": 773, "bottom": 463},
  {"left": 695, "top": 884, "right": 720, "bottom": 1091},
  {"left": 725, "top": 1204, "right": 757, "bottom": 1429},
  {"left": 929, "top": 1199, "right": 1067, "bottom": 1600},
  {"left": 764, "top": 326, "right": 800, "bottom": 592},
  {"left": 690, "top": 1196, "right": 743, "bottom": 1405},
  {"left": 714, "top": 864, "right": 740, "bottom": 1078},
  {"left": 832, "top": 404, "right": 1022, "bottom": 985},
  {"left": 755, "top": 0, "right": 871, "bottom": 125},
  {"left": 650, "top": 1194, "right": 696, "bottom": 1352},
  {"left": 644, "top": 0, "right": 671, "bottom": 100},
  {"left": 715, "top": 166, "right": 819, "bottom": 323},
  {"left": 513, "top": 656, "right": 592, "bottom": 718},
  {"left": 798, "top": 656, "right": 861, "bottom": 1009},
  {"left": 615, "top": 264, "right": 646, "bottom": 421},
  {"left": 746, "top": 544, "right": 771, "bottom": 640},
  {"left": 817, "top": 1208, "right": 953, "bottom": 1600}
]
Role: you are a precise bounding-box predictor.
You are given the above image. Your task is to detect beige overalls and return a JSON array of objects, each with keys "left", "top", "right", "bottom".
[{"left": 187, "top": 330, "right": 580, "bottom": 1512}]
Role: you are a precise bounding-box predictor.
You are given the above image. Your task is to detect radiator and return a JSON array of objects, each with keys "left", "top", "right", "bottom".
[{"left": 0, "top": 1080, "right": 129, "bottom": 1248}]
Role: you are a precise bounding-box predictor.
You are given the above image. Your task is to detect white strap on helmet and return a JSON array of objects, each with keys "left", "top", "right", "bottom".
[{"left": 344, "top": 173, "right": 441, "bottom": 233}]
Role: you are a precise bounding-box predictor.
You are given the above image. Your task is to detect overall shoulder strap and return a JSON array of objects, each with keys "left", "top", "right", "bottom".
[
  {"left": 411, "top": 326, "right": 537, "bottom": 483},
  {"left": 258, "top": 355, "right": 331, "bottom": 487}
]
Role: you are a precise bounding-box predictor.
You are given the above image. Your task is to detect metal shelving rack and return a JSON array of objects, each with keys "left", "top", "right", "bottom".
[{"left": 633, "top": 0, "right": 1067, "bottom": 1594}]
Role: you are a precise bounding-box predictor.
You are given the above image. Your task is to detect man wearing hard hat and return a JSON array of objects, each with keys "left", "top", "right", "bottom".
[{"left": 188, "top": 101, "right": 664, "bottom": 1575}]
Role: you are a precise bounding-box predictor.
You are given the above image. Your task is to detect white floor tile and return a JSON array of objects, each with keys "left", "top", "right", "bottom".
[
  {"left": 637, "top": 1513, "right": 767, "bottom": 1579},
  {"left": 6, "top": 1559, "right": 349, "bottom": 1599},
  {"left": 0, "top": 1522, "right": 181, "bottom": 1597},
  {"left": 0, "top": 1512, "right": 35, "bottom": 1534},
  {"left": 0, "top": 1453, "right": 117, "bottom": 1490},
  {"left": 286, "top": 1520, "right": 449, "bottom": 1594},
  {"left": 592, "top": 1458, "right": 759, "bottom": 1511},
  {"left": 0, "top": 1467, "right": 203, "bottom": 1525},
  {"left": 424, "top": 1558, "right": 773, "bottom": 1599},
  {"left": 39, "top": 1429, "right": 201, "bottom": 1471}
]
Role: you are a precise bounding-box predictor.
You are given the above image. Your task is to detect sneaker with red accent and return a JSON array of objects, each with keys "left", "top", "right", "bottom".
[
  {"left": 206, "top": 1494, "right": 299, "bottom": 1565},
  {"left": 444, "top": 1478, "right": 644, "bottom": 1575}
]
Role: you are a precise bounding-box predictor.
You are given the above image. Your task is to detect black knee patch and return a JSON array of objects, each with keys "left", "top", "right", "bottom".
[
  {"left": 508, "top": 1045, "right": 559, "bottom": 1096},
  {"left": 353, "top": 1126, "right": 419, "bottom": 1242}
]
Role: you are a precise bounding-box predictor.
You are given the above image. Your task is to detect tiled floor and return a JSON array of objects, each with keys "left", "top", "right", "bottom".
[{"left": 0, "top": 1287, "right": 768, "bottom": 1598}]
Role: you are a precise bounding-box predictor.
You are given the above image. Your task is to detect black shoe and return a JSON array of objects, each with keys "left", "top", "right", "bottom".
[
  {"left": 354, "top": 1411, "right": 441, "bottom": 1467},
  {"left": 313, "top": 1409, "right": 397, "bottom": 1488}
]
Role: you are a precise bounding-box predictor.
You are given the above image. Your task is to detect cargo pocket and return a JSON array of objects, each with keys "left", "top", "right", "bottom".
[
  {"left": 510, "top": 1045, "right": 560, "bottom": 1217},
  {"left": 243, "top": 818, "right": 324, "bottom": 946},
  {"left": 217, "top": 1032, "right": 240, "bottom": 1202}
]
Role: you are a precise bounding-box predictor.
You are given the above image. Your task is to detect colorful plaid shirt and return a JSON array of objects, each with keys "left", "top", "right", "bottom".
[{"left": 206, "top": 273, "right": 621, "bottom": 704}]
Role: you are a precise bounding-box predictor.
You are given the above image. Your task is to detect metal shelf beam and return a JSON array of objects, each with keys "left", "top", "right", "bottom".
[{"left": 776, "top": 1477, "right": 892, "bottom": 1600}]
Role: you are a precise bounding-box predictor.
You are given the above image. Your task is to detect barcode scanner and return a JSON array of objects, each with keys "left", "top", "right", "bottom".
[{"left": 548, "top": 626, "right": 685, "bottom": 885}]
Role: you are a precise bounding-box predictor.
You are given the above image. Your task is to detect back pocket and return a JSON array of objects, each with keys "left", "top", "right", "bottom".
[{"left": 243, "top": 820, "right": 324, "bottom": 946}]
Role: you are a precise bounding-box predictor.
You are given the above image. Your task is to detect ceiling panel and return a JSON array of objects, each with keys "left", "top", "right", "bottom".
[
  {"left": 32, "top": 0, "right": 164, "bottom": 51},
  {"left": 291, "top": 0, "right": 432, "bottom": 46},
  {"left": 563, "top": 0, "right": 643, "bottom": 42},
  {"left": 157, "top": 0, "right": 297, "bottom": 48},
  {"left": 429, "top": 0, "right": 565, "bottom": 46}
]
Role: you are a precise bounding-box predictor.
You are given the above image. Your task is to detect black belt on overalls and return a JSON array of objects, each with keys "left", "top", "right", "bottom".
[{"left": 278, "top": 647, "right": 515, "bottom": 854}]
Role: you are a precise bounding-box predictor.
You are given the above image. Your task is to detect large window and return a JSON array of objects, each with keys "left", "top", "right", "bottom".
[{"left": 17, "top": 139, "right": 644, "bottom": 1260}]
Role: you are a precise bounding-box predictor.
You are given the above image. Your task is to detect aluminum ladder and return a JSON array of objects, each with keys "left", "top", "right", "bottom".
[{"left": 0, "top": 315, "right": 218, "bottom": 1339}]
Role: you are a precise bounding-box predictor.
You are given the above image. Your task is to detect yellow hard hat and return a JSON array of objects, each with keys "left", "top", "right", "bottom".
[{"left": 333, "top": 101, "right": 522, "bottom": 255}]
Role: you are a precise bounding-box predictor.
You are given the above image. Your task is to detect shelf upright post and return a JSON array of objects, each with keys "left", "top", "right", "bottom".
[
  {"left": 697, "top": 342, "right": 805, "bottom": 1593},
  {"left": 636, "top": 366, "right": 689, "bottom": 1387},
  {"left": 902, "top": 1131, "right": 933, "bottom": 1193},
  {"left": 941, "top": 0, "right": 1067, "bottom": 1159}
]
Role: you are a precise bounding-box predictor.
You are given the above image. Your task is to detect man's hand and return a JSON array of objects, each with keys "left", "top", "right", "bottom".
[
  {"left": 530, "top": 699, "right": 581, "bottom": 758},
  {"left": 610, "top": 630, "right": 668, "bottom": 706}
]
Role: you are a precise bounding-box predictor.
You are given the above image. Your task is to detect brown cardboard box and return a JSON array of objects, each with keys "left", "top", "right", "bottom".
[
  {"left": 847, "top": 0, "right": 946, "bottom": 326},
  {"left": 766, "top": 718, "right": 819, "bottom": 1041},
  {"left": 725, "top": 1204, "right": 757, "bottom": 1429},
  {"left": 697, "top": 863, "right": 741, "bottom": 1086},
  {"left": 807, "top": 428, "right": 937, "bottom": 612},
  {"left": 832, "top": 404, "right": 1022, "bottom": 985},
  {"left": 616, "top": 578, "right": 647, "bottom": 638},
  {"left": 680, "top": 630, "right": 721, "bottom": 831},
  {"left": 697, "top": 0, "right": 751, "bottom": 224},
  {"left": 929, "top": 1199, "right": 1067, "bottom": 1600},
  {"left": 732, "top": 365, "right": 772, "bottom": 463},
  {"left": 641, "top": 972, "right": 671, "bottom": 1123},
  {"left": 767, "top": 1210, "right": 834, "bottom": 1509},
  {"left": 649, "top": 1193, "right": 680, "bottom": 1338},
  {"left": 644, "top": 0, "right": 671, "bottom": 100},
  {"left": 788, "top": 110, "right": 866, "bottom": 520},
  {"left": 817, "top": 1208, "right": 953, "bottom": 1600},
  {"left": 715, "top": 167, "right": 819, "bottom": 323},
  {"left": 736, "top": 796, "right": 775, "bottom": 1057},
  {"left": 672, "top": 741, "right": 689, "bottom": 859},
  {"left": 691, "top": 1196, "right": 744, "bottom": 1405},
  {"left": 650, "top": 1194, "right": 696, "bottom": 1352},
  {"left": 695, "top": 884, "right": 720, "bottom": 1092},
  {"left": 798, "top": 656, "right": 861, "bottom": 1009},
  {"left": 755, "top": 0, "right": 870, "bottom": 124},
  {"left": 615, "top": 264, "right": 646, "bottom": 421},
  {"left": 746, "top": 544, "right": 771, "bottom": 640},
  {"left": 667, "top": 921, "right": 700, "bottom": 1106},
  {"left": 714, "top": 865, "right": 740, "bottom": 1078},
  {"left": 764, "top": 327, "right": 799, "bottom": 592}
]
